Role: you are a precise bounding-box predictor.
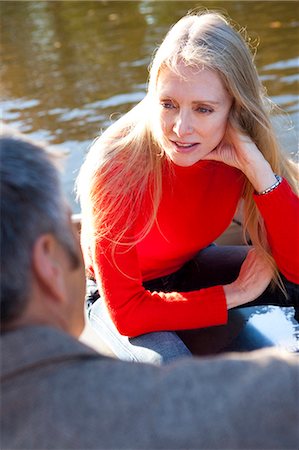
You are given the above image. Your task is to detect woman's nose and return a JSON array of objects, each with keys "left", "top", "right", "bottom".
[{"left": 173, "top": 112, "right": 193, "bottom": 137}]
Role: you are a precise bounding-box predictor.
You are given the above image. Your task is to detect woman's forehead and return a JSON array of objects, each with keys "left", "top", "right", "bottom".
[{"left": 156, "top": 64, "right": 231, "bottom": 103}]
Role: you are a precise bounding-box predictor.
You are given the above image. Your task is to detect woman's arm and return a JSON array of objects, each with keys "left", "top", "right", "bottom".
[
  {"left": 92, "top": 235, "right": 228, "bottom": 337},
  {"left": 253, "top": 179, "right": 299, "bottom": 283},
  {"left": 91, "top": 231, "right": 275, "bottom": 337},
  {"left": 204, "top": 127, "right": 299, "bottom": 283}
]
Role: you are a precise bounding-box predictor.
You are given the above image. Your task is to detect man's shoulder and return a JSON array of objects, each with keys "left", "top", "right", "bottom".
[
  {"left": 0, "top": 324, "right": 161, "bottom": 399},
  {"left": 1, "top": 328, "right": 298, "bottom": 449},
  {"left": 1, "top": 325, "right": 101, "bottom": 381}
]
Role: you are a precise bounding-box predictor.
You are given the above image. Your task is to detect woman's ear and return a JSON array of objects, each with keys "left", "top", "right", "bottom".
[{"left": 32, "top": 234, "right": 66, "bottom": 304}]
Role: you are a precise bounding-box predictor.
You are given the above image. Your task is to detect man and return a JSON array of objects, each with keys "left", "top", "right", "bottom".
[{"left": 1, "top": 132, "right": 298, "bottom": 450}]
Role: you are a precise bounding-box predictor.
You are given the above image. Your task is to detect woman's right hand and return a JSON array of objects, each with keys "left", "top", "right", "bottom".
[
  {"left": 224, "top": 248, "right": 274, "bottom": 309},
  {"left": 203, "top": 125, "right": 277, "bottom": 194}
]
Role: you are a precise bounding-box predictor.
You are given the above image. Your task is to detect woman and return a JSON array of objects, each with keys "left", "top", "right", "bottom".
[{"left": 77, "top": 11, "right": 299, "bottom": 364}]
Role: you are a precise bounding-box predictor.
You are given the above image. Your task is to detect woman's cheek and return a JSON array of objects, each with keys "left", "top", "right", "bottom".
[
  {"left": 208, "top": 124, "right": 227, "bottom": 149},
  {"left": 160, "top": 115, "right": 170, "bottom": 135},
  {"left": 214, "top": 116, "right": 229, "bottom": 140},
  {"left": 153, "top": 111, "right": 164, "bottom": 134}
]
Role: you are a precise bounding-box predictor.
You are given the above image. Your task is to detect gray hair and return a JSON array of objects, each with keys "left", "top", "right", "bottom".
[{"left": 0, "top": 133, "right": 79, "bottom": 326}]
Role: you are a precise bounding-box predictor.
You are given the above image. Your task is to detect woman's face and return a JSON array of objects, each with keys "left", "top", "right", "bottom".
[{"left": 155, "top": 63, "right": 233, "bottom": 167}]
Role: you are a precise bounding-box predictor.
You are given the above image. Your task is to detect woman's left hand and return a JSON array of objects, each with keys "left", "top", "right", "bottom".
[{"left": 203, "top": 125, "right": 277, "bottom": 193}]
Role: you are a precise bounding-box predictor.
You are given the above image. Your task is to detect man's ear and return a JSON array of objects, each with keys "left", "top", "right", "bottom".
[{"left": 32, "top": 234, "right": 66, "bottom": 304}]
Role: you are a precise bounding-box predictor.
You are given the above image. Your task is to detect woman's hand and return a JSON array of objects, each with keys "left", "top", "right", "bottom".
[
  {"left": 203, "top": 125, "right": 277, "bottom": 193},
  {"left": 224, "top": 248, "right": 274, "bottom": 309},
  {"left": 203, "top": 125, "right": 261, "bottom": 172}
]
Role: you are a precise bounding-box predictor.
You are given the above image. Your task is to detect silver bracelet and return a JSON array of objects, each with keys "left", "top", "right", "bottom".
[{"left": 256, "top": 174, "right": 282, "bottom": 196}]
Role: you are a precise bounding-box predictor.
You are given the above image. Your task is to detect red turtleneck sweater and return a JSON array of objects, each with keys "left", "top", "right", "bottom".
[{"left": 81, "top": 161, "right": 299, "bottom": 337}]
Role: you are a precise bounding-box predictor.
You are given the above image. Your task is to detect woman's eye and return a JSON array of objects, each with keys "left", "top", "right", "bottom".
[
  {"left": 161, "top": 101, "right": 175, "bottom": 109},
  {"left": 197, "top": 106, "right": 213, "bottom": 114}
]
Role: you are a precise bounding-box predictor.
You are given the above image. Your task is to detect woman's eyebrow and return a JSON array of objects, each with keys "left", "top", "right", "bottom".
[
  {"left": 192, "top": 100, "right": 220, "bottom": 106},
  {"left": 158, "top": 93, "right": 220, "bottom": 105}
]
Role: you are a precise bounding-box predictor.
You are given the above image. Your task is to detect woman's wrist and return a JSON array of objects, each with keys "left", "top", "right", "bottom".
[
  {"left": 255, "top": 174, "right": 282, "bottom": 195},
  {"left": 243, "top": 158, "right": 277, "bottom": 193},
  {"left": 223, "top": 283, "right": 245, "bottom": 309}
]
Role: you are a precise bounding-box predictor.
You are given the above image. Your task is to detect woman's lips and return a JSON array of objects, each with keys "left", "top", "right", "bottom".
[{"left": 171, "top": 141, "right": 199, "bottom": 153}]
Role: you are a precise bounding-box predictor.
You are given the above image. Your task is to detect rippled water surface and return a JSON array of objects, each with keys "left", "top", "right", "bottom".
[{"left": 1, "top": 1, "right": 298, "bottom": 211}]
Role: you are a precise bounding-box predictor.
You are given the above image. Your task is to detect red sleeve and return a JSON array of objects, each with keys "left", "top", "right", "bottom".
[
  {"left": 92, "top": 238, "right": 227, "bottom": 337},
  {"left": 253, "top": 179, "right": 299, "bottom": 283}
]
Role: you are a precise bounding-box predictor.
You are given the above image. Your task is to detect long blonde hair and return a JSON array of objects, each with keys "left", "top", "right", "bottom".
[{"left": 77, "top": 11, "right": 298, "bottom": 282}]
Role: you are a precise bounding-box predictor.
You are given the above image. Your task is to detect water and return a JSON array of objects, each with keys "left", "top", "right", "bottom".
[{"left": 1, "top": 0, "right": 298, "bottom": 212}]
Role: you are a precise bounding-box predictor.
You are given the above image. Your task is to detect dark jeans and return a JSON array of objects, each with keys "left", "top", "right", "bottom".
[
  {"left": 143, "top": 245, "right": 299, "bottom": 355},
  {"left": 144, "top": 245, "right": 298, "bottom": 305}
]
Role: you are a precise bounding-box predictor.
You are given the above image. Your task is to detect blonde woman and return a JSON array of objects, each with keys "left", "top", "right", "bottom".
[{"left": 77, "top": 11, "right": 299, "bottom": 364}]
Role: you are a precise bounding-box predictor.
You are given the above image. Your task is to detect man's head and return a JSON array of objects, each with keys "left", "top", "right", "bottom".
[{"left": 0, "top": 132, "right": 85, "bottom": 336}]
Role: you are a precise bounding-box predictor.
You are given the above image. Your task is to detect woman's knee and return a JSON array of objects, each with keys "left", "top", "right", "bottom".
[
  {"left": 129, "top": 331, "right": 192, "bottom": 365},
  {"left": 88, "top": 299, "right": 191, "bottom": 364}
]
